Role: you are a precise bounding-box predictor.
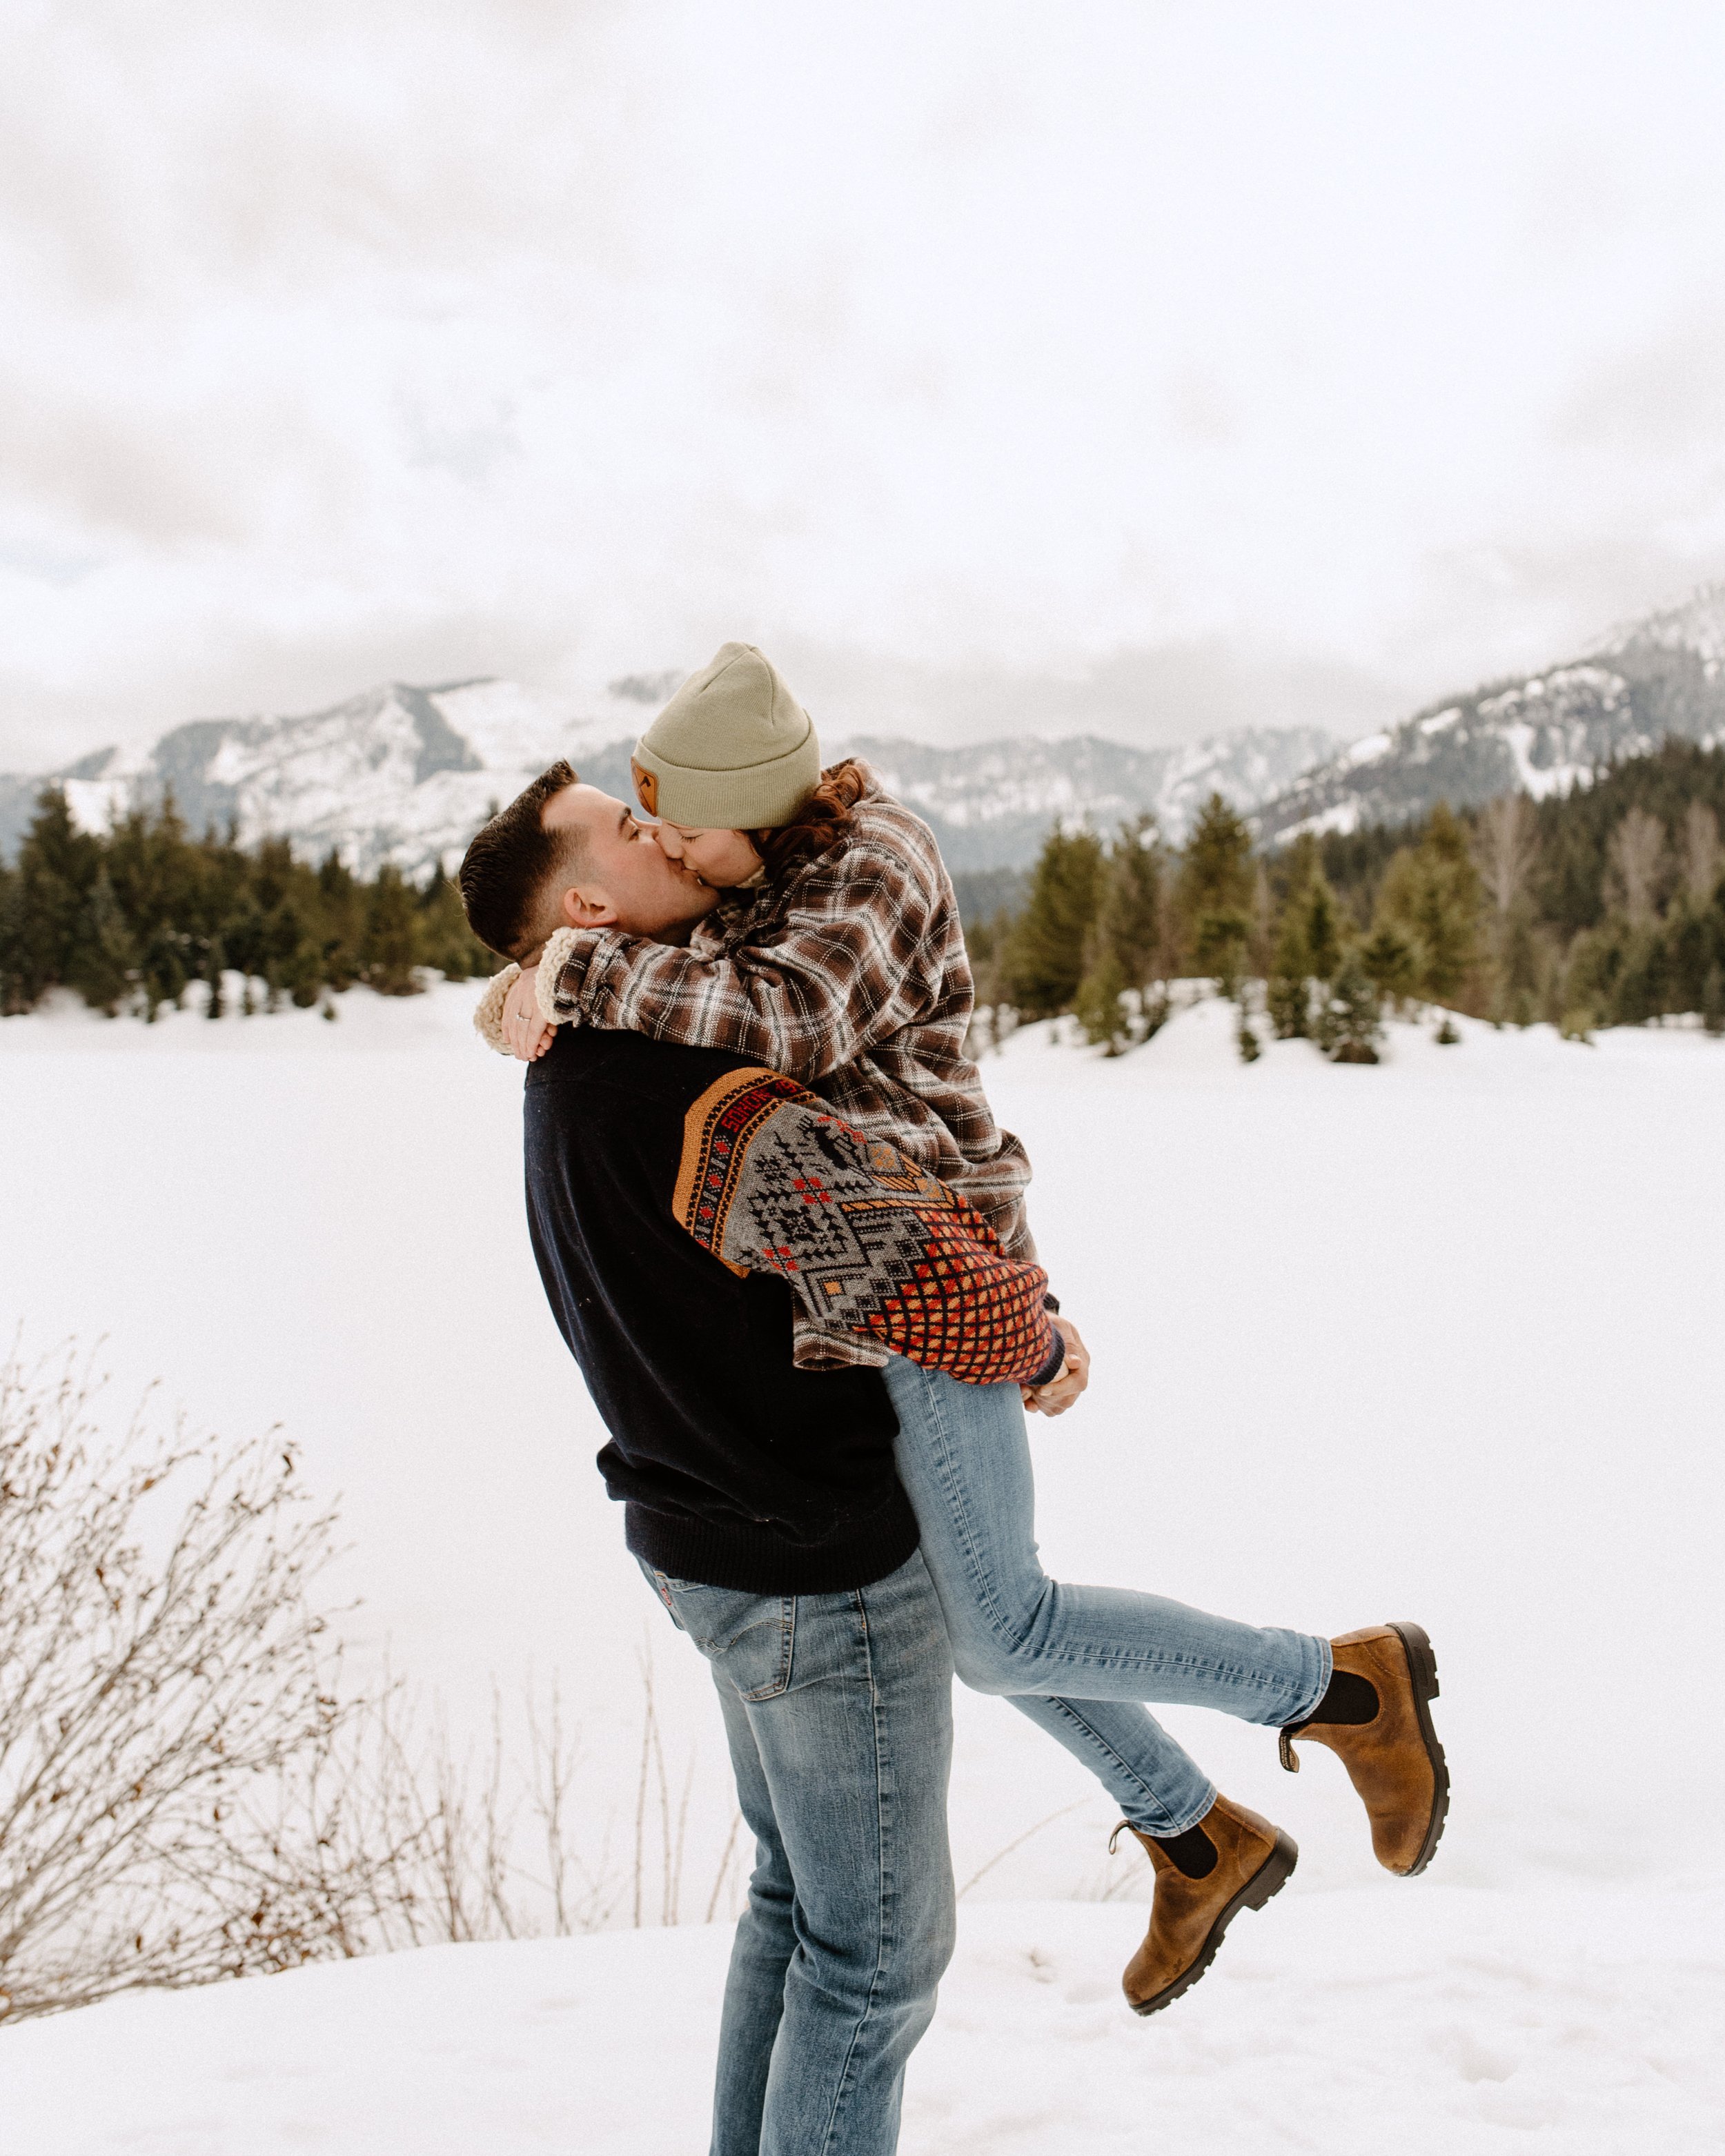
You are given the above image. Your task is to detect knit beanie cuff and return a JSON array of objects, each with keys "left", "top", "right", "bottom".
[{"left": 632, "top": 729, "right": 822, "bottom": 830}]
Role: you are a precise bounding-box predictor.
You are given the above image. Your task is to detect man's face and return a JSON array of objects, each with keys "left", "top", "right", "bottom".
[{"left": 541, "top": 784, "right": 720, "bottom": 939}]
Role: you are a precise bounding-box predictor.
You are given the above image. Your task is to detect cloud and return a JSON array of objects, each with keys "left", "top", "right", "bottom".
[
  {"left": 5, "top": 2, "right": 1725, "bottom": 769},
  {"left": 777, "top": 636, "right": 1395, "bottom": 753},
  {"left": 1560, "top": 314, "right": 1725, "bottom": 456}
]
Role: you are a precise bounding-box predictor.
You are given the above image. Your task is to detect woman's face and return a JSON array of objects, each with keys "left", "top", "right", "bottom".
[{"left": 648, "top": 821, "right": 762, "bottom": 887}]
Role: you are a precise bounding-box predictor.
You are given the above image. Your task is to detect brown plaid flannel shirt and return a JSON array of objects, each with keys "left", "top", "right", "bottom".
[{"left": 544, "top": 764, "right": 1035, "bottom": 1261}]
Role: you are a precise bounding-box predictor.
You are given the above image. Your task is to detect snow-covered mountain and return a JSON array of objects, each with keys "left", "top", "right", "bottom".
[
  {"left": 1253, "top": 583, "right": 1725, "bottom": 844},
  {"left": 843, "top": 728, "right": 1336, "bottom": 869},
  {"left": 0, "top": 681, "right": 1335, "bottom": 876},
  {"left": 14, "top": 579, "right": 1723, "bottom": 876},
  {"left": 0, "top": 678, "right": 659, "bottom": 879}
]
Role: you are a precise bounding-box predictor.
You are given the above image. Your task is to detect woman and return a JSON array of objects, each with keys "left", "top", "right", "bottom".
[{"left": 481, "top": 642, "right": 1448, "bottom": 2015}]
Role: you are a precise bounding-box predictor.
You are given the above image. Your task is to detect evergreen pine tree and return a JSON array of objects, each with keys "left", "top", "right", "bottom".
[
  {"left": 0, "top": 860, "right": 26, "bottom": 1015},
  {"left": 1074, "top": 945, "right": 1130, "bottom": 1053},
  {"left": 1070, "top": 816, "right": 1164, "bottom": 1050},
  {"left": 1267, "top": 850, "right": 1346, "bottom": 1038},
  {"left": 204, "top": 933, "right": 226, "bottom": 1019},
  {"left": 1359, "top": 921, "right": 1419, "bottom": 1003},
  {"left": 68, "top": 867, "right": 137, "bottom": 1013},
  {"left": 1266, "top": 904, "right": 1311, "bottom": 1038},
  {"left": 416, "top": 862, "right": 491, "bottom": 982},
  {"left": 1001, "top": 825, "right": 1105, "bottom": 1018},
  {"left": 360, "top": 864, "right": 423, "bottom": 997},
  {"left": 1493, "top": 906, "right": 1543, "bottom": 1027},
  {"left": 1315, "top": 956, "right": 1384, "bottom": 1063},
  {"left": 1095, "top": 816, "right": 1162, "bottom": 987},
  {"left": 1373, "top": 803, "right": 1483, "bottom": 1010},
  {"left": 317, "top": 851, "right": 362, "bottom": 991},
  {"left": 1302, "top": 875, "right": 1344, "bottom": 985},
  {"left": 139, "top": 925, "right": 188, "bottom": 1018},
  {"left": 14, "top": 789, "right": 102, "bottom": 1002},
  {"left": 1249, "top": 860, "right": 1275, "bottom": 982},
  {"left": 1702, "top": 963, "right": 1725, "bottom": 1037},
  {"left": 1176, "top": 794, "right": 1254, "bottom": 994},
  {"left": 961, "top": 907, "right": 1009, "bottom": 1016}
]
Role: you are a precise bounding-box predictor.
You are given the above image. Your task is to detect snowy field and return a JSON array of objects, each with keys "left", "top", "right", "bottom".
[
  {"left": 6, "top": 1888, "right": 1722, "bottom": 2154},
  {"left": 2, "top": 982, "right": 1723, "bottom": 2150}
]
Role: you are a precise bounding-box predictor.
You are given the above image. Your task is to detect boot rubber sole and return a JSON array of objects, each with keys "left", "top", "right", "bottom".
[
  {"left": 1386, "top": 1619, "right": 1450, "bottom": 1877},
  {"left": 1128, "top": 1828, "right": 1299, "bottom": 2018}
]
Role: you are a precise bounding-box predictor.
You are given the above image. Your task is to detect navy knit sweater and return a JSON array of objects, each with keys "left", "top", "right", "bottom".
[{"left": 524, "top": 1025, "right": 918, "bottom": 1594}]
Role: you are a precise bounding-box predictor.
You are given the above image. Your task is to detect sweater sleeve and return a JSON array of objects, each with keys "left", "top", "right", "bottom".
[
  {"left": 543, "top": 843, "right": 940, "bottom": 1082},
  {"left": 671, "top": 1067, "right": 1063, "bottom": 1389}
]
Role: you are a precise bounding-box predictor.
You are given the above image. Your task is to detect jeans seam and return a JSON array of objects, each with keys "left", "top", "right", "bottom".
[
  {"left": 816, "top": 1582, "right": 893, "bottom": 2156},
  {"left": 914, "top": 1361, "right": 1034, "bottom": 1662},
  {"left": 896, "top": 1360, "right": 1321, "bottom": 1725},
  {"left": 738, "top": 1596, "right": 797, "bottom": 1702},
  {"left": 987, "top": 1646, "right": 1308, "bottom": 1700},
  {"left": 1038, "top": 1696, "right": 1216, "bottom": 1837},
  {"left": 1284, "top": 1632, "right": 1334, "bottom": 1728}
]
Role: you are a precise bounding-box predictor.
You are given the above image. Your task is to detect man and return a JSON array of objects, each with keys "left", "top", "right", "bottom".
[
  {"left": 459, "top": 766, "right": 1070, "bottom": 2155},
  {"left": 460, "top": 765, "right": 1449, "bottom": 2137}
]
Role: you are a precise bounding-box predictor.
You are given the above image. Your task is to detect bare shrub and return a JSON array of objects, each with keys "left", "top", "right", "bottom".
[
  {"left": 0, "top": 1352, "right": 743, "bottom": 2023},
  {"left": 0, "top": 1350, "right": 402, "bottom": 2017}
]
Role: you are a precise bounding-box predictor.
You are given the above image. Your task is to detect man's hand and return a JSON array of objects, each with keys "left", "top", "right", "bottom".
[
  {"left": 1023, "top": 1314, "right": 1090, "bottom": 1418},
  {"left": 506, "top": 963, "right": 553, "bottom": 1061}
]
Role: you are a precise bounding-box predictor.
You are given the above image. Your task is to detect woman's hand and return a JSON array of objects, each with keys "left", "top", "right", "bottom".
[
  {"left": 1022, "top": 1315, "right": 1090, "bottom": 1417},
  {"left": 506, "top": 964, "right": 553, "bottom": 1061}
]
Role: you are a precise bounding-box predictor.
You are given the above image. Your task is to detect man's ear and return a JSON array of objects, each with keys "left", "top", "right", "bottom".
[{"left": 559, "top": 882, "right": 619, "bottom": 931}]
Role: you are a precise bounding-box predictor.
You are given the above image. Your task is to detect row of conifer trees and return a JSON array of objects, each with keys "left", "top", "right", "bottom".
[
  {"left": 967, "top": 740, "right": 1725, "bottom": 1058},
  {"left": 0, "top": 790, "right": 495, "bottom": 1018},
  {"left": 7, "top": 742, "right": 1725, "bottom": 1045}
]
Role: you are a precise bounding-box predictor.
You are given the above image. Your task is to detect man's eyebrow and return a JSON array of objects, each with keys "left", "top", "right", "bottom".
[{"left": 616, "top": 806, "right": 631, "bottom": 835}]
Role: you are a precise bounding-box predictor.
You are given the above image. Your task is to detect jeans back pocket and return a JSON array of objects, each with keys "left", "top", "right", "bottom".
[{"left": 654, "top": 1577, "right": 796, "bottom": 1701}]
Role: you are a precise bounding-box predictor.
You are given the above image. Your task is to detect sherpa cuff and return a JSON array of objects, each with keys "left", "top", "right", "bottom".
[
  {"left": 474, "top": 939, "right": 581, "bottom": 1058},
  {"left": 474, "top": 966, "right": 520, "bottom": 1055},
  {"left": 538, "top": 929, "right": 580, "bottom": 1022}
]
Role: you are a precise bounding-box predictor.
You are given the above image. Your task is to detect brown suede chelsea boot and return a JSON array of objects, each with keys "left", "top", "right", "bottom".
[
  {"left": 1279, "top": 1620, "right": 1449, "bottom": 1876},
  {"left": 1116, "top": 1792, "right": 1298, "bottom": 2017}
]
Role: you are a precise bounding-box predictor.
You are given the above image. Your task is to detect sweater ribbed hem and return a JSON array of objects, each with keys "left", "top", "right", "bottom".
[
  {"left": 624, "top": 1488, "right": 920, "bottom": 1595},
  {"left": 1025, "top": 1332, "right": 1065, "bottom": 1388}
]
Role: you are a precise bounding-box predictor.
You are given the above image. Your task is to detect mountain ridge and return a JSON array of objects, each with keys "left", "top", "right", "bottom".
[
  {"left": 7, "top": 579, "right": 1725, "bottom": 873},
  {"left": 1252, "top": 582, "right": 1725, "bottom": 842},
  {"left": 0, "top": 684, "right": 1335, "bottom": 876}
]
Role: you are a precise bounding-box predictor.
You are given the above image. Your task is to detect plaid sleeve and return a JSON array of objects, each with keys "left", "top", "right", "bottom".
[
  {"left": 672, "top": 1067, "right": 1063, "bottom": 1389},
  {"left": 543, "top": 843, "right": 942, "bottom": 1082}
]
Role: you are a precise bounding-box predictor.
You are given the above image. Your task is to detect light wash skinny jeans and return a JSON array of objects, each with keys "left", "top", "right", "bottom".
[
  {"left": 643, "top": 1550, "right": 956, "bottom": 2156},
  {"left": 882, "top": 1356, "right": 1332, "bottom": 1836}
]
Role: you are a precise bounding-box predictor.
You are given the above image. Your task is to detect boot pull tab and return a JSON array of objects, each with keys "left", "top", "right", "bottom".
[
  {"left": 1279, "top": 1728, "right": 1301, "bottom": 1774},
  {"left": 1108, "top": 1821, "right": 1132, "bottom": 1855}
]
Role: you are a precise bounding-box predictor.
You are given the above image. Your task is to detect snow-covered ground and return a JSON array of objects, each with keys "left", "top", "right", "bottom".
[
  {"left": 3, "top": 984, "right": 1723, "bottom": 2150},
  {"left": 6, "top": 1888, "right": 1722, "bottom": 2153}
]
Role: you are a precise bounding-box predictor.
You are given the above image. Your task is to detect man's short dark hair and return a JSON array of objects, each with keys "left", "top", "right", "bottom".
[{"left": 457, "top": 760, "right": 584, "bottom": 960}]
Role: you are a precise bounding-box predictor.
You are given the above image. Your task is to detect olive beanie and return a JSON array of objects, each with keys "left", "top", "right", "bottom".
[{"left": 631, "top": 642, "right": 822, "bottom": 829}]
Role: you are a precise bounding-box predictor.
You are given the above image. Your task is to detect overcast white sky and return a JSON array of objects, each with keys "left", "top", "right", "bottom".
[{"left": 4, "top": 0, "right": 1725, "bottom": 767}]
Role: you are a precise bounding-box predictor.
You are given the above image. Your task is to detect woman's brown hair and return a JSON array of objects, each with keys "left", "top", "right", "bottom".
[{"left": 751, "top": 757, "right": 868, "bottom": 878}]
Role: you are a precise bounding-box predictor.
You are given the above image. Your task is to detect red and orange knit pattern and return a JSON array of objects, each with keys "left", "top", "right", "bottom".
[{"left": 673, "top": 1069, "right": 1058, "bottom": 1389}]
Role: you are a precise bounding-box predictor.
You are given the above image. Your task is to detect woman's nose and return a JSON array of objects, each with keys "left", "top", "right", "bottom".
[{"left": 652, "top": 824, "right": 684, "bottom": 860}]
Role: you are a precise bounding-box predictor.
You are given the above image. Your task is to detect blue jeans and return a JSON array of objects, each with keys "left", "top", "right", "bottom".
[
  {"left": 882, "top": 1356, "right": 1332, "bottom": 1836},
  {"left": 644, "top": 1551, "right": 956, "bottom": 2156}
]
